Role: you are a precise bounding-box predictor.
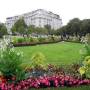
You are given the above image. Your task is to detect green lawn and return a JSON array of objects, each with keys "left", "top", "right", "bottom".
[
  {"left": 16, "top": 42, "right": 83, "bottom": 66},
  {"left": 31, "top": 86, "right": 90, "bottom": 90},
  {"left": 16, "top": 42, "right": 90, "bottom": 90}
]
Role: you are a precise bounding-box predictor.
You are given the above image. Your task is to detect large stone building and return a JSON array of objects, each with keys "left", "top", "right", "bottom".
[{"left": 6, "top": 9, "right": 62, "bottom": 32}]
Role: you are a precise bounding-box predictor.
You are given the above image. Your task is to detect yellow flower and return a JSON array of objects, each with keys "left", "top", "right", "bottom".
[{"left": 78, "top": 66, "right": 86, "bottom": 76}]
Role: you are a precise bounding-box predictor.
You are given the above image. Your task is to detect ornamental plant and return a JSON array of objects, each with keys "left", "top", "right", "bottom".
[
  {"left": 79, "top": 56, "right": 90, "bottom": 78},
  {"left": 0, "top": 37, "right": 25, "bottom": 82},
  {"left": 30, "top": 52, "right": 47, "bottom": 77},
  {"left": 79, "top": 39, "right": 90, "bottom": 78},
  {"left": 31, "top": 52, "right": 46, "bottom": 69}
]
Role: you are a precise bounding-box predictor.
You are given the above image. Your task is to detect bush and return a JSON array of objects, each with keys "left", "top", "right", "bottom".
[
  {"left": 1, "top": 75, "right": 90, "bottom": 89},
  {"left": 12, "top": 36, "right": 18, "bottom": 44},
  {"left": 17, "top": 37, "right": 25, "bottom": 43},
  {"left": 24, "top": 38, "right": 30, "bottom": 43},
  {"left": 31, "top": 52, "right": 47, "bottom": 69},
  {"left": 12, "top": 36, "right": 25, "bottom": 44},
  {"left": 79, "top": 56, "right": 90, "bottom": 78},
  {"left": 53, "top": 36, "right": 60, "bottom": 41},
  {"left": 38, "top": 37, "right": 46, "bottom": 42},
  {"left": 29, "top": 37, "right": 39, "bottom": 43},
  {"left": 48, "top": 36, "right": 54, "bottom": 42},
  {"left": 29, "top": 52, "right": 47, "bottom": 77},
  {"left": 0, "top": 38, "right": 25, "bottom": 82}
]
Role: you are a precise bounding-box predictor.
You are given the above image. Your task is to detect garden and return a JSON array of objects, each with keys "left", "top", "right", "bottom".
[{"left": 0, "top": 35, "right": 90, "bottom": 90}]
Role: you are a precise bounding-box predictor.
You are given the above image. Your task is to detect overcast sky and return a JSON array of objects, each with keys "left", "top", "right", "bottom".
[{"left": 0, "top": 0, "right": 90, "bottom": 25}]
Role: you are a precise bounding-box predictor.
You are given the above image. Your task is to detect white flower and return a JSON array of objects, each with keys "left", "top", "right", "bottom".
[{"left": 17, "top": 52, "right": 21, "bottom": 56}]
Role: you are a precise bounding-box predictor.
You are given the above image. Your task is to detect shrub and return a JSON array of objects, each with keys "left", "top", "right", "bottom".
[
  {"left": 30, "top": 52, "right": 47, "bottom": 77},
  {"left": 79, "top": 56, "right": 90, "bottom": 78},
  {"left": 1, "top": 75, "right": 90, "bottom": 90},
  {"left": 29, "top": 37, "right": 39, "bottom": 43},
  {"left": 0, "top": 38, "right": 25, "bottom": 82},
  {"left": 85, "top": 33, "right": 90, "bottom": 44},
  {"left": 72, "top": 36, "right": 79, "bottom": 42},
  {"left": 31, "top": 52, "right": 47, "bottom": 69},
  {"left": 17, "top": 37, "right": 25, "bottom": 43},
  {"left": 48, "top": 36, "right": 54, "bottom": 42},
  {"left": 24, "top": 38, "right": 30, "bottom": 43},
  {"left": 38, "top": 37, "right": 46, "bottom": 42},
  {"left": 12, "top": 36, "right": 19, "bottom": 44},
  {"left": 53, "top": 36, "right": 60, "bottom": 41}
]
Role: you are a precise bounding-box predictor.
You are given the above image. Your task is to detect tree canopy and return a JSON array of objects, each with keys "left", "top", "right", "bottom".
[
  {"left": 0, "top": 23, "right": 7, "bottom": 38},
  {"left": 56, "top": 18, "right": 90, "bottom": 37},
  {"left": 11, "top": 18, "right": 27, "bottom": 36}
]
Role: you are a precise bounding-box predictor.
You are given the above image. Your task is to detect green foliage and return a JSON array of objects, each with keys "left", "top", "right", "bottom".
[
  {"left": 38, "top": 37, "right": 46, "bottom": 42},
  {"left": 0, "top": 23, "right": 7, "bottom": 38},
  {"left": 29, "top": 37, "right": 39, "bottom": 43},
  {"left": 31, "top": 52, "right": 47, "bottom": 69},
  {"left": 83, "top": 44, "right": 90, "bottom": 57},
  {"left": 12, "top": 36, "right": 18, "bottom": 44},
  {"left": 44, "top": 24, "right": 52, "bottom": 35},
  {"left": 56, "top": 18, "right": 90, "bottom": 37},
  {"left": 85, "top": 34, "right": 90, "bottom": 44},
  {"left": 17, "top": 37, "right": 25, "bottom": 43},
  {"left": 16, "top": 42, "right": 82, "bottom": 66},
  {"left": 31, "top": 85, "right": 90, "bottom": 90},
  {"left": 79, "top": 56, "right": 90, "bottom": 78},
  {"left": 0, "top": 40, "right": 25, "bottom": 81},
  {"left": 12, "top": 35, "right": 61, "bottom": 44},
  {"left": 11, "top": 18, "right": 27, "bottom": 36},
  {"left": 27, "top": 25, "right": 35, "bottom": 34},
  {"left": 12, "top": 37, "right": 25, "bottom": 44},
  {"left": 78, "top": 66, "right": 86, "bottom": 76}
]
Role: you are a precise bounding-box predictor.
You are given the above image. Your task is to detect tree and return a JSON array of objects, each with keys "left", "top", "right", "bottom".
[
  {"left": 0, "top": 23, "right": 7, "bottom": 38},
  {"left": 80, "top": 19, "right": 90, "bottom": 36},
  {"left": 11, "top": 18, "right": 27, "bottom": 36},
  {"left": 57, "top": 26, "right": 67, "bottom": 36},
  {"left": 66, "top": 18, "right": 81, "bottom": 36},
  {"left": 44, "top": 24, "right": 52, "bottom": 35},
  {"left": 28, "top": 26, "right": 48, "bottom": 37},
  {"left": 56, "top": 18, "right": 90, "bottom": 37},
  {"left": 28, "top": 25, "right": 35, "bottom": 34},
  {"left": 35, "top": 27, "right": 48, "bottom": 35}
]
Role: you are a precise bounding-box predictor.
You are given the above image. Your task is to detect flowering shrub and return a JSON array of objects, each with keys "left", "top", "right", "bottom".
[
  {"left": 79, "top": 56, "right": 90, "bottom": 78},
  {"left": 28, "top": 52, "right": 47, "bottom": 77},
  {"left": 12, "top": 36, "right": 61, "bottom": 47},
  {"left": 79, "top": 39, "right": 90, "bottom": 78},
  {"left": 31, "top": 52, "right": 47, "bottom": 69},
  {"left": 0, "top": 37, "right": 25, "bottom": 82}
]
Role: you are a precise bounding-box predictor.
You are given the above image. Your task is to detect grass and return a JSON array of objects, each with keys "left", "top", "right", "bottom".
[
  {"left": 31, "top": 85, "right": 90, "bottom": 90},
  {"left": 16, "top": 42, "right": 90, "bottom": 90},
  {"left": 16, "top": 42, "right": 83, "bottom": 66}
]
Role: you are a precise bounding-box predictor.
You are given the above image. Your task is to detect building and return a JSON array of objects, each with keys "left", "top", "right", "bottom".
[{"left": 6, "top": 9, "right": 62, "bottom": 32}]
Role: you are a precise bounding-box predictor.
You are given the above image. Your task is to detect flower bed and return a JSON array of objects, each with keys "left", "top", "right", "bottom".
[
  {"left": 12, "top": 36, "right": 61, "bottom": 47},
  {"left": 13, "top": 40, "right": 61, "bottom": 47},
  {"left": 0, "top": 75, "right": 90, "bottom": 90}
]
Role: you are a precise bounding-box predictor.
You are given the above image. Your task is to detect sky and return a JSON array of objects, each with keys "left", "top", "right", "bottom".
[{"left": 0, "top": 0, "right": 90, "bottom": 25}]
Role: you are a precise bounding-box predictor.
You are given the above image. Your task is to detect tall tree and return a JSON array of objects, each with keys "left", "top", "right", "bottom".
[
  {"left": 56, "top": 26, "right": 67, "bottom": 36},
  {"left": 44, "top": 24, "right": 52, "bottom": 35},
  {"left": 0, "top": 23, "right": 7, "bottom": 38},
  {"left": 80, "top": 19, "right": 90, "bottom": 36},
  {"left": 11, "top": 18, "right": 27, "bottom": 36},
  {"left": 28, "top": 25, "right": 35, "bottom": 34},
  {"left": 66, "top": 18, "right": 81, "bottom": 36}
]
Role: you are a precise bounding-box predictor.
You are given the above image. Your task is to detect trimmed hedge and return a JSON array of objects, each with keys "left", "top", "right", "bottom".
[{"left": 13, "top": 41, "right": 61, "bottom": 47}]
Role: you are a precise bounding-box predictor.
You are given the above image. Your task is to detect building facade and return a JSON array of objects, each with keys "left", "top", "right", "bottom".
[{"left": 6, "top": 9, "right": 62, "bottom": 32}]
